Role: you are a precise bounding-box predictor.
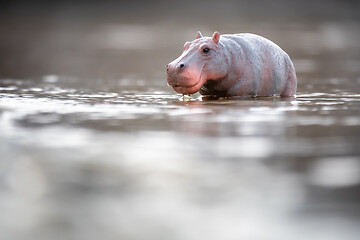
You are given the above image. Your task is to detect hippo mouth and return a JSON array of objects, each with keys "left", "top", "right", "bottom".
[
  {"left": 168, "top": 65, "right": 206, "bottom": 95},
  {"left": 170, "top": 77, "right": 205, "bottom": 95},
  {"left": 171, "top": 79, "right": 201, "bottom": 89}
]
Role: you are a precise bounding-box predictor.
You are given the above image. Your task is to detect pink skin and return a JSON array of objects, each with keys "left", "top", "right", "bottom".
[{"left": 166, "top": 31, "right": 297, "bottom": 97}]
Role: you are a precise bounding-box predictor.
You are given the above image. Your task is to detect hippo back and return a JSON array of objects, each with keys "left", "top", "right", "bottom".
[{"left": 221, "top": 33, "right": 295, "bottom": 96}]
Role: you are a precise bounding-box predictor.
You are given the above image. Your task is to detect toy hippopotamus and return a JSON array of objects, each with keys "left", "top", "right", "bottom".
[{"left": 166, "top": 31, "right": 297, "bottom": 97}]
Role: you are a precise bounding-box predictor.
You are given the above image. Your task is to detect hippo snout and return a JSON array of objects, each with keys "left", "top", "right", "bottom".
[
  {"left": 166, "top": 62, "right": 186, "bottom": 72},
  {"left": 166, "top": 64, "right": 179, "bottom": 86},
  {"left": 166, "top": 60, "right": 205, "bottom": 95},
  {"left": 166, "top": 62, "right": 187, "bottom": 85}
]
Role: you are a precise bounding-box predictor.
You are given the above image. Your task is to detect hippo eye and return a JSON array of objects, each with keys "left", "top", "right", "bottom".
[{"left": 203, "top": 48, "right": 210, "bottom": 53}]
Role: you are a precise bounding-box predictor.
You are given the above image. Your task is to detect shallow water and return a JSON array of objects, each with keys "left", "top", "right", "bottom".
[
  {"left": 1, "top": 76, "right": 360, "bottom": 240},
  {"left": 1, "top": 6, "right": 360, "bottom": 240}
]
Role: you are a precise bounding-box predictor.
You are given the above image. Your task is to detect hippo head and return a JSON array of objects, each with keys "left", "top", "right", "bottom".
[{"left": 166, "top": 31, "right": 228, "bottom": 95}]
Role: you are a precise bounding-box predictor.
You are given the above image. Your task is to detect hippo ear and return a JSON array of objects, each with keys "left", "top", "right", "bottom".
[
  {"left": 212, "top": 31, "right": 220, "bottom": 43},
  {"left": 196, "top": 31, "right": 203, "bottom": 39}
]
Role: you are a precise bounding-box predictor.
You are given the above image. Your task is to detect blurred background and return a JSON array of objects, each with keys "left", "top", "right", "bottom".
[
  {"left": 1, "top": 1, "right": 360, "bottom": 240},
  {"left": 1, "top": 0, "right": 360, "bottom": 81}
]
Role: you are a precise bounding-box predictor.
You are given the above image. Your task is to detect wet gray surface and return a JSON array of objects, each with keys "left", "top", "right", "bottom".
[{"left": 1, "top": 1, "right": 360, "bottom": 240}]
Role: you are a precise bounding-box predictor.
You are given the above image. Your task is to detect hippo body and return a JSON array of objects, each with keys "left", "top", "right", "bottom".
[{"left": 166, "top": 32, "right": 297, "bottom": 97}]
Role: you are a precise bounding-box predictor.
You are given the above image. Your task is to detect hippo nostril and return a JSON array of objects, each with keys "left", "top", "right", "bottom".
[
  {"left": 179, "top": 63, "right": 185, "bottom": 69},
  {"left": 165, "top": 64, "right": 168, "bottom": 69}
]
